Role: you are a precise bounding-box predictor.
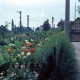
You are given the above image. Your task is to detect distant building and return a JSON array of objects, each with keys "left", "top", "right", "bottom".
[{"left": 70, "top": 17, "right": 80, "bottom": 33}]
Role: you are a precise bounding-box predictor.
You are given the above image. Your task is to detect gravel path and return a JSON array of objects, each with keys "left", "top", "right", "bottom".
[{"left": 72, "top": 42, "right": 80, "bottom": 80}]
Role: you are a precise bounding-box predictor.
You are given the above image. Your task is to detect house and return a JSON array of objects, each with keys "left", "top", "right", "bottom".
[
  {"left": 57, "top": 17, "right": 80, "bottom": 33},
  {"left": 70, "top": 17, "right": 80, "bottom": 33}
]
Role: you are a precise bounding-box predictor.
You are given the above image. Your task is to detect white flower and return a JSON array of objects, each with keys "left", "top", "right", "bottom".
[
  {"left": 25, "top": 40, "right": 28, "bottom": 43},
  {"left": 11, "top": 54, "right": 13, "bottom": 56},
  {"left": 11, "top": 38, "right": 13, "bottom": 40},
  {"left": 12, "top": 44, "right": 15, "bottom": 46},
  {"left": 24, "top": 56, "right": 26, "bottom": 58},
  {"left": 26, "top": 41, "right": 30, "bottom": 44},
  {"left": 9, "top": 44, "right": 12, "bottom": 47},
  {"left": 27, "top": 52, "right": 31, "bottom": 56},
  {"left": 0, "top": 73, "right": 3, "bottom": 75},
  {"left": 16, "top": 63, "right": 19, "bottom": 65},
  {"left": 25, "top": 40, "right": 30, "bottom": 44},
  {"left": 45, "top": 38, "right": 48, "bottom": 40},
  {"left": 37, "top": 44, "right": 41, "bottom": 46},
  {"left": 7, "top": 70, "right": 9, "bottom": 72},
  {"left": 31, "top": 39, "right": 33, "bottom": 42},
  {"left": 21, "top": 65, "right": 25, "bottom": 68},
  {"left": 22, "top": 46, "right": 26, "bottom": 49},
  {"left": 9, "top": 44, "right": 15, "bottom": 47}
]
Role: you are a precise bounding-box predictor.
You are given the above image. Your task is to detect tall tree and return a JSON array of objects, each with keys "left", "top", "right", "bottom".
[{"left": 42, "top": 19, "right": 51, "bottom": 31}]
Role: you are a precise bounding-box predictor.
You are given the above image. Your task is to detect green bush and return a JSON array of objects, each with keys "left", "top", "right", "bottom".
[{"left": 35, "top": 31, "right": 76, "bottom": 80}]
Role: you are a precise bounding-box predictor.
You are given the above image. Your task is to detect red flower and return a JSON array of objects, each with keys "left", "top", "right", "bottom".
[
  {"left": 29, "top": 49, "right": 35, "bottom": 52},
  {"left": 23, "top": 43, "right": 26, "bottom": 46},
  {"left": 24, "top": 49, "right": 28, "bottom": 53},
  {"left": 29, "top": 43, "right": 33, "bottom": 47}
]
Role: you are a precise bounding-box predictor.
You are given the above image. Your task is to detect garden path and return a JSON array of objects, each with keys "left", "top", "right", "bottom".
[{"left": 72, "top": 42, "right": 80, "bottom": 80}]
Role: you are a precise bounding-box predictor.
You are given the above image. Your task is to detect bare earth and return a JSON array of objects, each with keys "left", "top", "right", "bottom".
[{"left": 72, "top": 42, "right": 80, "bottom": 80}]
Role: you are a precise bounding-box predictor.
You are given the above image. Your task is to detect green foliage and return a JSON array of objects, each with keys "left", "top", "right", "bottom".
[{"left": 35, "top": 31, "right": 76, "bottom": 80}]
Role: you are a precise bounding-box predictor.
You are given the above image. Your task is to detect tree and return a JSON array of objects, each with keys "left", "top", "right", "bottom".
[
  {"left": 57, "top": 19, "right": 64, "bottom": 31},
  {"left": 0, "top": 25, "right": 9, "bottom": 53},
  {"left": 35, "top": 27, "right": 40, "bottom": 31},
  {"left": 26, "top": 27, "right": 34, "bottom": 32},
  {"left": 42, "top": 19, "right": 51, "bottom": 31},
  {"left": 0, "top": 25, "right": 8, "bottom": 33}
]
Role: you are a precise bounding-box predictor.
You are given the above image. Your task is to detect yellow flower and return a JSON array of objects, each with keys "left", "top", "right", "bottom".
[
  {"left": 22, "top": 47, "right": 26, "bottom": 49},
  {"left": 14, "top": 58, "right": 17, "bottom": 61},
  {"left": 21, "top": 52, "right": 25, "bottom": 56},
  {"left": 17, "top": 54, "right": 21, "bottom": 57}
]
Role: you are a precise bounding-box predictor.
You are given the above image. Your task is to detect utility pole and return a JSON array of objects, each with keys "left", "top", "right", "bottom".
[
  {"left": 74, "top": 3, "right": 77, "bottom": 33},
  {"left": 64, "top": 0, "right": 70, "bottom": 38},
  {"left": 52, "top": 17, "right": 54, "bottom": 28},
  {"left": 11, "top": 19, "right": 14, "bottom": 31},
  {"left": 17, "top": 11, "right": 22, "bottom": 33},
  {"left": 27, "top": 15, "right": 29, "bottom": 27}
]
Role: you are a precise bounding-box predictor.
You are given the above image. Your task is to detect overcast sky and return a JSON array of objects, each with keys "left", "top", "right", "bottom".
[{"left": 0, "top": 0, "right": 80, "bottom": 30}]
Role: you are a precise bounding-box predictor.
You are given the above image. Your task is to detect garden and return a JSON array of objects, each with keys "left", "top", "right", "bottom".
[{"left": 0, "top": 29, "right": 77, "bottom": 80}]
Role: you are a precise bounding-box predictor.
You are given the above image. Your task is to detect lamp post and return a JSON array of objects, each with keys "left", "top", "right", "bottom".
[{"left": 64, "top": 0, "right": 70, "bottom": 39}]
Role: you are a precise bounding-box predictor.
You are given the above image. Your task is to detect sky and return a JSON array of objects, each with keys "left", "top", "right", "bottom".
[{"left": 0, "top": 0, "right": 80, "bottom": 30}]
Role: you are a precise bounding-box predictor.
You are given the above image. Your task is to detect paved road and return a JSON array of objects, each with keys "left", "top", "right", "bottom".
[{"left": 72, "top": 42, "right": 80, "bottom": 80}]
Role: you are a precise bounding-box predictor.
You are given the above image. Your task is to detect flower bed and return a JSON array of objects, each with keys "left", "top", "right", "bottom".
[{"left": 0, "top": 30, "right": 76, "bottom": 80}]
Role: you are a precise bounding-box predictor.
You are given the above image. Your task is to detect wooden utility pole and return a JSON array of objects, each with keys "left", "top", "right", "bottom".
[
  {"left": 27, "top": 15, "right": 29, "bottom": 27},
  {"left": 17, "top": 11, "right": 22, "bottom": 32},
  {"left": 52, "top": 17, "right": 54, "bottom": 28},
  {"left": 64, "top": 0, "right": 70, "bottom": 38}
]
